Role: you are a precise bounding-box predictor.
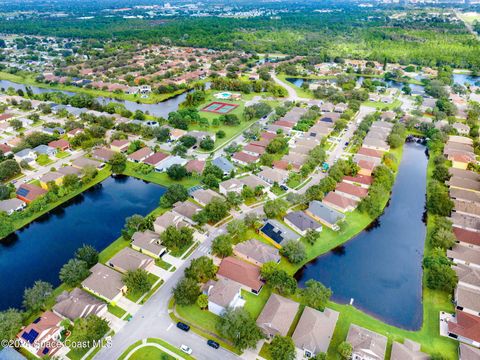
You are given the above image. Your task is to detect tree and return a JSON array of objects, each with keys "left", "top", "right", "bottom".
[
  {"left": 121, "top": 214, "right": 145, "bottom": 240},
  {"left": 123, "top": 269, "right": 151, "bottom": 294},
  {"left": 427, "top": 181, "right": 453, "bottom": 216},
  {"left": 63, "top": 173, "right": 80, "bottom": 189},
  {"left": 185, "top": 256, "right": 216, "bottom": 283},
  {"left": 0, "top": 159, "right": 21, "bottom": 181},
  {"left": 196, "top": 294, "right": 209, "bottom": 309},
  {"left": 70, "top": 315, "right": 109, "bottom": 344},
  {"left": 300, "top": 279, "right": 332, "bottom": 310},
  {"left": 160, "top": 184, "right": 189, "bottom": 208},
  {"left": 200, "top": 137, "right": 215, "bottom": 150},
  {"left": 423, "top": 249, "right": 458, "bottom": 292},
  {"left": 313, "top": 353, "right": 327, "bottom": 360},
  {"left": 226, "top": 191, "right": 243, "bottom": 207},
  {"left": 227, "top": 219, "right": 247, "bottom": 241},
  {"left": 270, "top": 336, "right": 296, "bottom": 360},
  {"left": 173, "top": 277, "right": 201, "bottom": 306},
  {"left": 194, "top": 197, "right": 230, "bottom": 224},
  {"left": 217, "top": 308, "right": 264, "bottom": 351},
  {"left": 303, "top": 229, "right": 320, "bottom": 245},
  {"left": 75, "top": 244, "right": 99, "bottom": 267},
  {"left": 432, "top": 165, "right": 450, "bottom": 182},
  {"left": 430, "top": 228, "right": 456, "bottom": 249},
  {"left": 212, "top": 234, "right": 233, "bottom": 258},
  {"left": 167, "top": 164, "right": 188, "bottom": 180},
  {"left": 280, "top": 240, "right": 306, "bottom": 264},
  {"left": 109, "top": 153, "right": 127, "bottom": 174},
  {"left": 337, "top": 341, "right": 353, "bottom": 359},
  {"left": 0, "top": 309, "right": 23, "bottom": 342},
  {"left": 263, "top": 198, "right": 289, "bottom": 218},
  {"left": 261, "top": 267, "right": 297, "bottom": 296},
  {"left": 23, "top": 280, "right": 53, "bottom": 312},
  {"left": 387, "top": 133, "right": 403, "bottom": 149},
  {"left": 160, "top": 226, "right": 194, "bottom": 251},
  {"left": 59, "top": 259, "right": 90, "bottom": 287}
]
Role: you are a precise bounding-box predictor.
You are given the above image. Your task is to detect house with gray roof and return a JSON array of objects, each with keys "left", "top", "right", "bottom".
[
  {"left": 172, "top": 201, "right": 202, "bottom": 224},
  {"left": 33, "top": 144, "right": 57, "bottom": 157},
  {"left": 0, "top": 198, "right": 26, "bottom": 215},
  {"left": 448, "top": 244, "right": 480, "bottom": 269},
  {"left": 259, "top": 219, "right": 301, "bottom": 248},
  {"left": 71, "top": 157, "right": 103, "bottom": 170},
  {"left": 455, "top": 285, "right": 480, "bottom": 316},
  {"left": 219, "top": 178, "right": 244, "bottom": 196},
  {"left": 53, "top": 288, "right": 107, "bottom": 321},
  {"left": 107, "top": 247, "right": 155, "bottom": 274},
  {"left": 81, "top": 263, "right": 126, "bottom": 303},
  {"left": 292, "top": 306, "right": 339, "bottom": 357},
  {"left": 346, "top": 324, "right": 387, "bottom": 360},
  {"left": 212, "top": 157, "right": 234, "bottom": 175},
  {"left": 454, "top": 264, "right": 480, "bottom": 291},
  {"left": 131, "top": 230, "right": 166, "bottom": 259},
  {"left": 306, "top": 201, "right": 345, "bottom": 231},
  {"left": 154, "top": 155, "right": 187, "bottom": 172},
  {"left": 191, "top": 188, "right": 222, "bottom": 206},
  {"left": 284, "top": 211, "right": 322, "bottom": 235},
  {"left": 153, "top": 211, "right": 188, "bottom": 233},
  {"left": 256, "top": 294, "right": 299, "bottom": 339},
  {"left": 234, "top": 239, "right": 280, "bottom": 267},
  {"left": 459, "top": 343, "right": 480, "bottom": 360},
  {"left": 257, "top": 167, "right": 289, "bottom": 185},
  {"left": 14, "top": 148, "right": 37, "bottom": 163},
  {"left": 202, "top": 278, "right": 244, "bottom": 316},
  {"left": 391, "top": 339, "right": 428, "bottom": 360}
]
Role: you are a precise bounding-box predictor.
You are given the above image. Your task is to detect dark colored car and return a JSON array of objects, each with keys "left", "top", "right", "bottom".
[
  {"left": 280, "top": 185, "right": 289, "bottom": 191},
  {"left": 177, "top": 322, "right": 190, "bottom": 332},
  {"left": 207, "top": 340, "right": 220, "bottom": 349}
]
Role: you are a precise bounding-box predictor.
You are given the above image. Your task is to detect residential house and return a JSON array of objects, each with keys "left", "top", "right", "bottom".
[
  {"left": 256, "top": 294, "right": 299, "bottom": 339},
  {"left": 454, "top": 123, "right": 471, "bottom": 135},
  {"left": 143, "top": 152, "right": 169, "bottom": 167},
  {"left": 81, "top": 263, "right": 127, "bottom": 304},
  {"left": 0, "top": 198, "right": 26, "bottom": 215},
  {"left": 450, "top": 168, "right": 480, "bottom": 181},
  {"left": 92, "top": 147, "right": 116, "bottom": 162},
  {"left": 185, "top": 159, "right": 205, "bottom": 174},
  {"left": 454, "top": 228, "right": 480, "bottom": 247},
  {"left": 153, "top": 211, "right": 188, "bottom": 233},
  {"left": 234, "top": 239, "right": 280, "bottom": 267},
  {"left": 243, "top": 144, "right": 265, "bottom": 156},
  {"left": 284, "top": 211, "right": 322, "bottom": 235},
  {"left": 455, "top": 285, "right": 480, "bottom": 316},
  {"left": 172, "top": 201, "right": 202, "bottom": 224},
  {"left": 448, "top": 177, "right": 480, "bottom": 194},
  {"left": 323, "top": 191, "right": 358, "bottom": 213},
  {"left": 0, "top": 143, "right": 12, "bottom": 155},
  {"left": 15, "top": 148, "right": 37, "bottom": 163},
  {"left": 219, "top": 178, "right": 244, "bottom": 196},
  {"left": 258, "top": 167, "right": 289, "bottom": 185},
  {"left": 357, "top": 160, "right": 376, "bottom": 176},
  {"left": 292, "top": 307, "right": 339, "bottom": 358},
  {"left": 335, "top": 182, "right": 369, "bottom": 202},
  {"left": 259, "top": 219, "right": 301, "bottom": 248},
  {"left": 212, "top": 157, "right": 234, "bottom": 176},
  {"left": 154, "top": 155, "right": 187, "bottom": 172},
  {"left": 447, "top": 244, "right": 480, "bottom": 270},
  {"left": 459, "top": 343, "right": 480, "bottom": 360},
  {"left": 449, "top": 136, "right": 473, "bottom": 146},
  {"left": 343, "top": 174, "right": 372, "bottom": 189},
  {"left": 447, "top": 310, "right": 480, "bottom": 347},
  {"left": 48, "top": 139, "right": 70, "bottom": 151},
  {"left": 454, "top": 264, "right": 480, "bottom": 292},
  {"left": 216, "top": 257, "right": 264, "bottom": 294},
  {"left": 131, "top": 230, "right": 166, "bottom": 258},
  {"left": 232, "top": 151, "right": 259, "bottom": 166},
  {"left": 347, "top": 324, "right": 388, "bottom": 360},
  {"left": 202, "top": 278, "right": 245, "bottom": 316},
  {"left": 240, "top": 174, "right": 269, "bottom": 190},
  {"left": 390, "top": 339, "right": 428, "bottom": 360},
  {"left": 33, "top": 145, "right": 56, "bottom": 157},
  {"left": 127, "top": 147, "right": 154, "bottom": 163},
  {"left": 107, "top": 247, "right": 155, "bottom": 274},
  {"left": 448, "top": 153, "right": 476, "bottom": 170},
  {"left": 71, "top": 157, "right": 103, "bottom": 170},
  {"left": 39, "top": 171, "right": 64, "bottom": 189},
  {"left": 17, "top": 311, "right": 63, "bottom": 358},
  {"left": 110, "top": 139, "right": 130, "bottom": 153},
  {"left": 16, "top": 184, "right": 47, "bottom": 203},
  {"left": 191, "top": 188, "right": 222, "bottom": 206},
  {"left": 306, "top": 200, "right": 345, "bottom": 230},
  {"left": 53, "top": 288, "right": 107, "bottom": 321},
  {"left": 362, "top": 137, "right": 390, "bottom": 152},
  {"left": 450, "top": 213, "right": 480, "bottom": 233}
]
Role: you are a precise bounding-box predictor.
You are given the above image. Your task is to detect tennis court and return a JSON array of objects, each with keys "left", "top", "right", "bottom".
[{"left": 201, "top": 101, "right": 239, "bottom": 114}]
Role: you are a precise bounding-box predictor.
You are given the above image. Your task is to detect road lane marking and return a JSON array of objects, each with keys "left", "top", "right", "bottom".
[{"left": 167, "top": 323, "right": 173, "bottom": 331}]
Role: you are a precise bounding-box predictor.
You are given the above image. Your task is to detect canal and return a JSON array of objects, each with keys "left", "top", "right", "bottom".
[
  {"left": 0, "top": 80, "right": 211, "bottom": 118},
  {"left": 0, "top": 176, "right": 165, "bottom": 310},
  {"left": 295, "top": 142, "right": 428, "bottom": 330}
]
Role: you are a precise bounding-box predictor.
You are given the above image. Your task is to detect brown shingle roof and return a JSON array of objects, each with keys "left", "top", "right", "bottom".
[
  {"left": 217, "top": 257, "right": 263, "bottom": 292},
  {"left": 256, "top": 294, "right": 299, "bottom": 337}
]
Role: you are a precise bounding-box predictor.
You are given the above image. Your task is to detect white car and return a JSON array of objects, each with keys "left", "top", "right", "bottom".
[{"left": 180, "top": 344, "right": 193, "bottom": 355}]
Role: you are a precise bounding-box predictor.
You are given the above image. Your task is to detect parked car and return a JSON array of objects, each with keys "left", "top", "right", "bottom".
[
  {"left": 180, "top": 345, "right": 193, "bottom": 355},
  {"left": 177, "top": 322, "right": 190, "bottom": 332},
  {"left": 207, "top": 340, "right": 220, "bottom": 349},
  {"left": 280, "top": 184, "right": 288, "bottom": 191}
]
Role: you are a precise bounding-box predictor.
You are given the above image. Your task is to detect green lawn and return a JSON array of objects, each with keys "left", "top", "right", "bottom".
[
  {"left": 155, "top": 257, "right": 173, "bottom": 271},
  {"left": 35, "top": 154, "right": 53, "bottom": 166},
  {"left": 148, "top": 338, "right": 196, "bottom": 360},
  {"left": 56, "top": 150, "right": 70, "bottom": 159},
  {"left": 363, "top": 99, "right": 402, "bottom": 110},
  {"left": 128, "top": 346, "right": 175, "bottom": 360},
  {"left": 276, "top": 73, "right": 315, "bottom": 99},
  {"left": 108, "top": 304, "right": 127, "bottom": 318},
  {"left": 123, "top": 162, "right": 200, "bottom": 188},
  {"left": 140, "top": 279, "right": 164, "bottom": 304}
]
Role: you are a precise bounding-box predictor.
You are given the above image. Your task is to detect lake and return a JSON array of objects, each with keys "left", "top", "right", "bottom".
[
  {"left": 0, "top": 176, "right": 166, "bottom": 310},
  {"left": 0, "top": 79, "right": 211, "bottom": 118},
  {"left": 295, "top": 142, "right": 428, "bottom": 330}
]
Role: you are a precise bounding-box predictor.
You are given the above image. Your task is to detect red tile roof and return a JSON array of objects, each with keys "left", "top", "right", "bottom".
[
  {"left": 127, "top": 147, "right": 153, "bottom": 161},
  {"left": 343, "top": 174, "right": 373, "bottom": 186},
  {"left": 335, "top": 182, "right": 369, "bottom": 198},
  {"left": 323, "top": 192, "right": 358, "bottom": 210},
  {"left": 358, "top": 147, "right": 383, "bottom": 158},
  {"left": 358, "top": 159, "right": 376, "bottom": 171},
  {"left": 448, "top": 310, "right": 480, "bottom": 343},
  {"left": 0, "top": 143, "right": 12, "bottom": 154},
  {"left": 143, "top": 152, "right": 169, "bottom": 166},
  {"left": 16, "top": 184, "right": 47, "bottom": 203},
  {"left": 453, "top": 227, "right": 480, "bottom": 247},
  {"left": 273, "top": 120, "right": 295, "bottom": 128},
  {"left": 250, "top": 139, "right": 271, "bottom": 148},
  {"left": 450, "top": 153, "right": 475, "bottom": 163},
  {"left": 217, "top": 257, "right": 263, "bottom": 292},
  {"left": 48, "top": 139, "right": 70, "bottom": 149},
  {"left": 186, "top": 159, "right": 205, "bottom": 173},
  {"left": 0, "top": 113, "right": 13, "bottom": 121},
  {"left": 261, "top": 132, "right": 277, "bottom": 141},
  {"left": 244, "top": 144, "right": 266, "bottom": 155},
  {"left": 232, "top": 151, "right": 259, "bottom": 164}
]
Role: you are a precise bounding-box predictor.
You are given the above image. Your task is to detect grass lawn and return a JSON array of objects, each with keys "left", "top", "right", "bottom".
[
  {"left": 128, "top": 346, "right": 175, "bottom": 360},
  {"left": 56, "top": 151, "right": 70, "bottom": 159},
  {"left": 35, "top": 154, "right": 53, "bottom": 166},
  {"left": 155, "top": 257, "right": 173, "bottom": 271},
  {"left": 123, "top": 162, "right": 200, "bottom": 188},
  {"left": 126, "top": 273, "right": 160, "bottom": 303},
  {"left": 242, "top": 288, "right": 272, "bottom": 319},
  {"left": 140, "top": 279, "right": 164, "bottom": 304},
  {"left": 148, "top": 338, "right": 196, "bottom": 360},
  {"left": 108, "top": 304, "right": 127, "bottom": 318},
  {"left": 363, "top": 99, "right": 402, "bottom": 110},
  {"left": 276, "top": 73, "right": 314, "bottom": 99},
  {"left": 181, "top": 241, "right": 199, "bottom": 260}
]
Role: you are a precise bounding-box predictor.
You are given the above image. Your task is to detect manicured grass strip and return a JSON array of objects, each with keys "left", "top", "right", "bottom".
[
  {"left": 181, "top": 242, "right": 199, "bottom": 260},
  {"left": 123, "top": 163, "right": 200, "bottom": 188},
  {"left": 148, "top": 338, "right": 196, "bottom": 360},
  {"left": 108, "top": 304, "right": 127, "bottom": 319},
  {"left": 128, "top": 346, "right": 176, "bottom": 360},
  {"left": 140, "top": 279, "right": 164, "bottom": 304},
  {"left": 156, "top": 257, "right": 173, "bottom": 271},
  {"left": 117, "top": 340, "right": 143, "bottom": 360}
]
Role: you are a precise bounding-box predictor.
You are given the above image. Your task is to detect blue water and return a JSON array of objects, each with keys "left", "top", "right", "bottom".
[
  {"left": 452, "top": 74, "right": 480, "bottom": 86},
  {"left": 295, "top": 142, "right": 428, "bottom": 330},
  {"left": 0, "top": 176, "right": 165, "bottom": 310}
]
